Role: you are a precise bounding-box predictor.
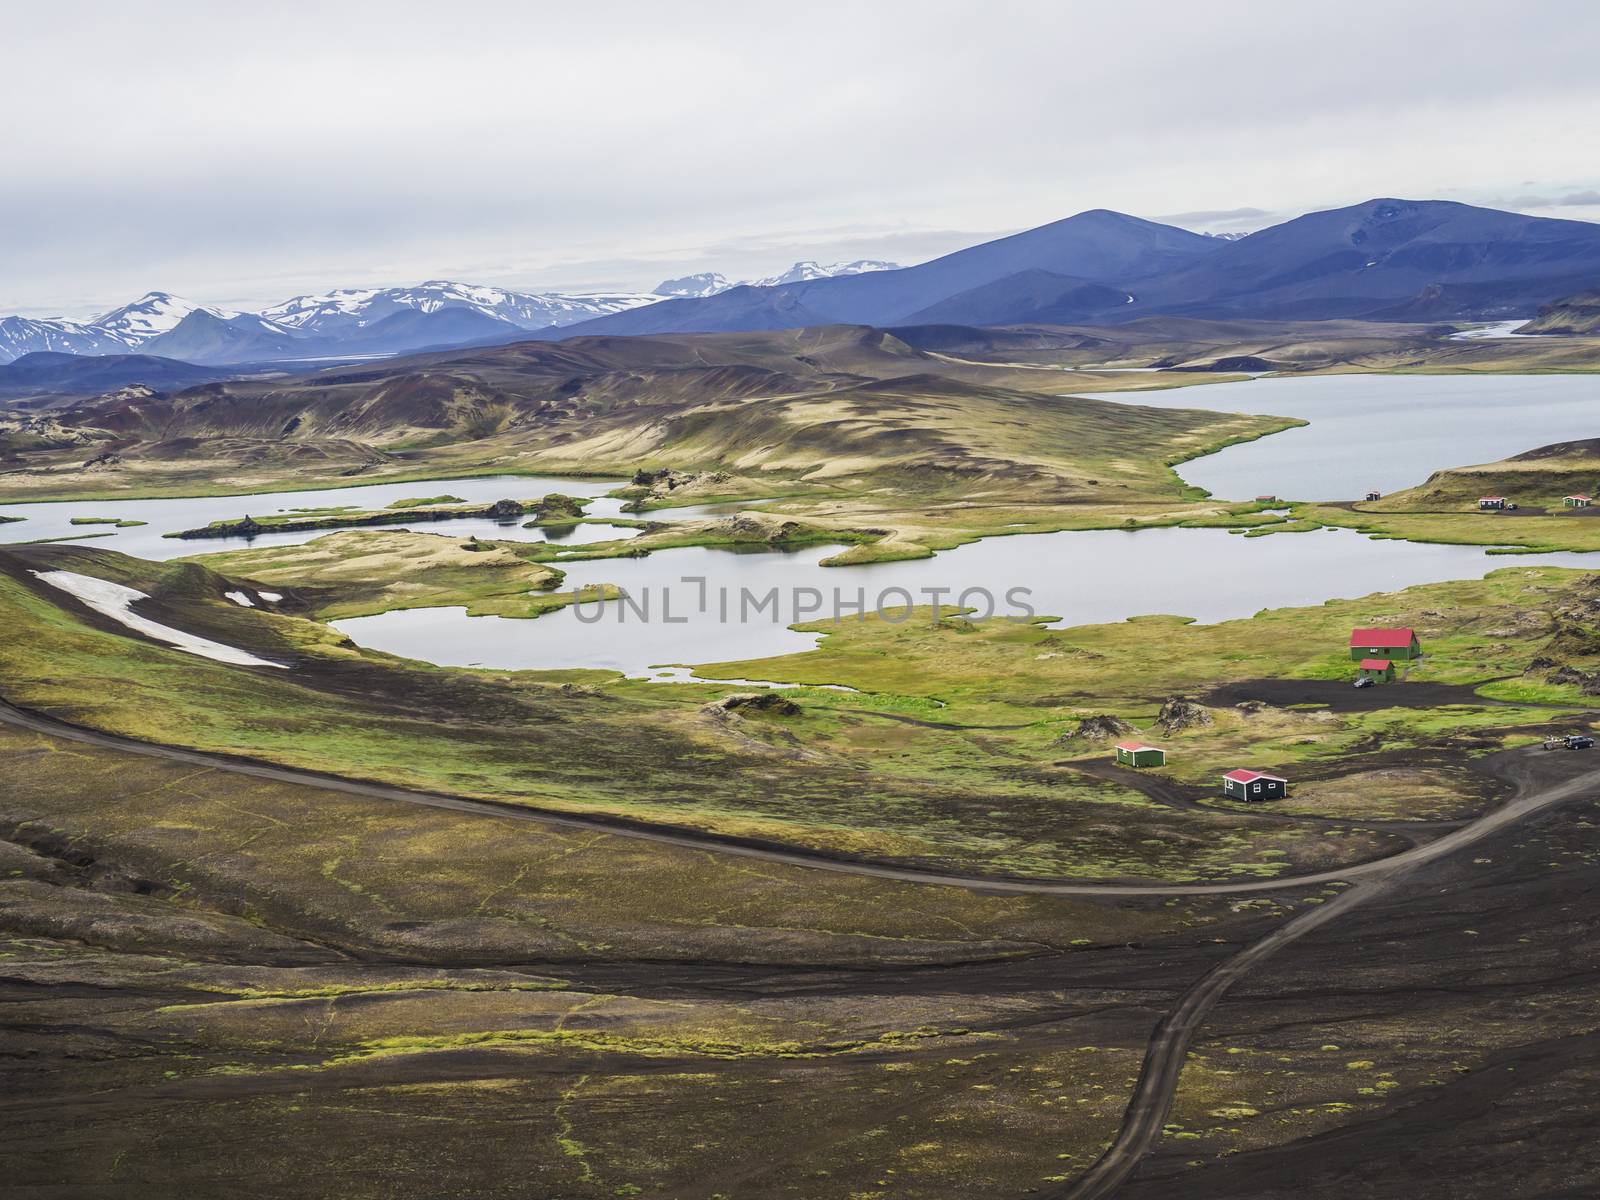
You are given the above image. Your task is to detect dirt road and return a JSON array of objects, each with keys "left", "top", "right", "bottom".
[
  {"left": 0, "top": 698, "right": 1540, "bottom": 900},
  {"left": 5, "top": 697, "right": 1596, "bottom": 1198},
  {"left": 1054, "top": 750, "right": 1600, "bottom": 1198}
]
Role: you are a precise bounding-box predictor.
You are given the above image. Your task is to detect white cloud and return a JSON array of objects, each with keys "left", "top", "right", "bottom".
[{"left": 6, "top": 1, "right": 1600, "bottom": 316}]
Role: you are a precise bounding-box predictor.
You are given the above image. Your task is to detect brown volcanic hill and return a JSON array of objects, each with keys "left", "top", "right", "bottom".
[
  {"left": 1519, "top": 289, "right": 1600, "bottom": 335},
  {"left": 62, "top": 335, "right": 849, "bottom": 449},
  {"left": 2, "top": 321, "right": 1286, "bottom": 509}
]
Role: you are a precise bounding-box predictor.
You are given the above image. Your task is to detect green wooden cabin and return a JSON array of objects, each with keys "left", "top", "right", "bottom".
[
  {"left": 1114, "top": 741, "right": 1166, "bottom": 768},
  {"left": 1349, "top": 627, "right": 1421, "bottom": 661}
]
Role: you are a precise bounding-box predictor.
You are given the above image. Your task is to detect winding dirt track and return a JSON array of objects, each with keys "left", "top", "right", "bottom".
[
  {"left": 1053, "top": 751, "right": 1600, "bottom": 1199},
  {"left": 0, "top": 698, "right": 1444, "bottom": 899},
  {"left": 5, "top": 697, "right": 1597, "bottom": 1197}
]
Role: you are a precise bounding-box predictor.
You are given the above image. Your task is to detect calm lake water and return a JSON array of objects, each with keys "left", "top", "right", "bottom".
[
  {"left": 0, "top": 474, "right": 640, "bottom": 558},
  {"left": 331, "top": 528, "right": 1594, "bottom": 676},
  {"left": 1119, "top": 373, "right": 1600, "bottom": 501},
  {"left": 9, "top": 374, "right": 1600, "bottom": 678}
]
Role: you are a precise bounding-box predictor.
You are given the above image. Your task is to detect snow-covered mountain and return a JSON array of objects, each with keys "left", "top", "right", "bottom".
[
  {"left": 0, "top": 282, "right": 662, "bottom": 365},
  {"left": 0, "top": 293, "right": 261, "bottom": 364},
  {"left": 0, "top": 266, "right": 899, "bottom": 366},
  {"left": 654, "top": 272, "right": 732, "bottom": 299},
  {"left": 261, "top": 281, "right": 659, "bottom": 338},
  {"left": 745, "top": 260, "right": 900, "bottom": 287},
  {"left": 654, "top": 261, "right": 900, "bottom": 299},
  {"left": 91, "top": 291, "right": 230, "bottom": 343},
  {"left": 0, "top": 315, "right": 131, "bottom": 361}
]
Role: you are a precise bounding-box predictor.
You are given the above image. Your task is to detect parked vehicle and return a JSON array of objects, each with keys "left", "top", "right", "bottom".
[
  {"left": 1543, "top": 734, "right": 1594, "bottom": 750},
  {"left": 1353, "top": 676, "right": 1374, "bottom": 689}
]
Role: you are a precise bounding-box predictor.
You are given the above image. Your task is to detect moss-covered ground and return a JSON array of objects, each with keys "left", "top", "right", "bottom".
[
  {"left": 7, "top": 541, "right": 1600, "bottom": 888},
  {"left": 0, "top": 716, "right": 1300, "bottom": 1198},
  {"left": 190, "top": 530, "right": 577, "bottom": 620},
  {"left": 8, "top": 534, "right": 1600, "bottom": 1194},
  {"left": 2, "top": 541, "right": 1349, "bottom": 882}
]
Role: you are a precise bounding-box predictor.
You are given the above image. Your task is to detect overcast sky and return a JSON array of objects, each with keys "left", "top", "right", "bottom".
[{"left": 8, "top": 0, "right": 1600, "bottom": 318}]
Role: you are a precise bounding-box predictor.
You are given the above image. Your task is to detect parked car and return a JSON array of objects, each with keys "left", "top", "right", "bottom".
[
  {"left": 1543, "top": 735, "right": 1594, "bottom": 750},
  {"left": 1353, "top": 676, "right": 1374, "bottom": 689}
]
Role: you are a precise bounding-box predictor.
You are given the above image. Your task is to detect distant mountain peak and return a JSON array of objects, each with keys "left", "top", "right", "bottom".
[
  {"left": 0, "top": 279, "right": 663, "bottom": 366},
  {"left": 746, "top": 259, "right": 901, "bottom": 287},
  {"left": 654, "top": 272, "right": 732, "bottom": 298},
  {"left": 93, "top": 291, "right": 224, "bottom": 342},
  {"left": 654, "top": 260, "right": 899, "bottom": 299},
  {"left": 9, "top": 199, "right": 1600, "bottom": 366},
  {"left": 258, "top": 280, "right": 658, "bottom": 339}
]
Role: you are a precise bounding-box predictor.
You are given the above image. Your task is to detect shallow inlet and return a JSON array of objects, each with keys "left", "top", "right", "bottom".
[{"left": 0, "top": 473, "right": 644, "bottom": 559}]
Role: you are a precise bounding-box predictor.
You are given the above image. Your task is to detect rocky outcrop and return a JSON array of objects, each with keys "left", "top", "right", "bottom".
[
  {"left": 1157, "top": 697, "right": 1214, "bottom": 734},
  {"left": 185, "top": 514, "right": 264, "bottom": 538},
  {"left": 1525, "top": 657, "right": 1600, "bottom": 695},
  {"left": 1053, "top": 714, "right": 1136, "bottom": 746},
  {"left": 1544, "top": 618, "right": 1600, "bottom": 660},
  {"left": 632, "top": 468, "right": 701, "bottom": 490},
  {"left": 483, "top": 498, "right": 525, "bottom": 520},
  {"left": 532, "top": 493, "right": 585, "bottom": 521},
  {"left": 702, "top": 692, "right": 801, "bottom": 717},
  {"left": 622, "top": 468, "right": 734, "bottom": 510},
  {"left": 723, "top": 514, "right": 809, "bottom": 544}
]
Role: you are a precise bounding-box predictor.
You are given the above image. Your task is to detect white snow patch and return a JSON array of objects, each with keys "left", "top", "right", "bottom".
[
  {"left": 31, "top": 571, "right": 287, "bottom": 668},
  {"left": 91, "top": 291, "right": 232, "bottom": 344},
  {"left": 258, "top": 591, "right": 283, "bottom": 602},
  {"left": 1449, "top": 319, "right": 1551, "bottom": 341},
  {"left": 745, "top": 260, "right": 899, "bottom": 287},
  {"left": 224, "top": 590, "right": 255, "bottom": 607}
]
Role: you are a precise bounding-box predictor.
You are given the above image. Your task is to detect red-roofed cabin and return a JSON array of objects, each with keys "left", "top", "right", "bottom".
[
  {"left": 1357, "top": 658, "right": 1395, "bottom": 683},
  {"left": 1350, "top": 627, "right": 1420, "bottom": 661},
  {"left": 1114, "top": 741, "right": 1166, "bottom": 768},
  {"left": 1222, "top": 769, "right": 1287, "bottom": 801},
  {"left": 1478, "top": 496, "right": 1506, "bottom": 510},
  {"left": 1565, "top": 494, "right": 1593, "bottom": 508},
  {"left": 1255, "top": 494, "right": 1279, "bottom": 504},
  {"left": 1365, "top": 489, "right": 1382, "bottom": 502}
]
